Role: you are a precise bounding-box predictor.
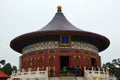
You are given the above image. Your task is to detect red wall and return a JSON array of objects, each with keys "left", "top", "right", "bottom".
[{"left": 21, "top": 49, "right": 100, "bottom": 76}]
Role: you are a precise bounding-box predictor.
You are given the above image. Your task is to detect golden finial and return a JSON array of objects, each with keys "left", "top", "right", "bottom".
[{"left": 57, "top": 5, "right": 62, "bottom": 12}]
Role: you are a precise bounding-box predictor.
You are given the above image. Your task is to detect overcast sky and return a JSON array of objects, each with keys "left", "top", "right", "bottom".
[{"left": 0, "top": 0, "right": 120, "bottom": 67}]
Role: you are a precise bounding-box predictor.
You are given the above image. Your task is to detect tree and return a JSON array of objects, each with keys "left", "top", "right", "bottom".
[
  {"left": 102, "top": 58, "right": 120, "bottom": 77},
  {"left": 1, "top": 63, "right": 13, "bottom": 75},
  {"left": 1, "top": 63, "right": 17, "bottom": 75},
  {"left": 0, "top": 59, "right": 5, "bottom": 68},
  {"left": 0, "top": 59, "right": 17, "bottom": 75},
  {"left": 12, "top": 66, "right": 17, "bottom": 73},
  {"left": 112, "top": 58, "right": 120, "bottom": 68}
]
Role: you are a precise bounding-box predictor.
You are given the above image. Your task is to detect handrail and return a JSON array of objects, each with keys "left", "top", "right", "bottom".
[
  {"left": 84, "top": 67, "right": 110, "bottom": 80},
  {"left": 84, "top": 70, "right": 93, "bottom": 80},
  {"left": 8, "top": 67, "right": 48, "bottom": 80}
]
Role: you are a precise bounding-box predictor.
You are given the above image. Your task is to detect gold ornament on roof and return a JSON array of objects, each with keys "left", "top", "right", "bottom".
[{"left": 57, "top": 5, "right": 62, "bottom": 12}]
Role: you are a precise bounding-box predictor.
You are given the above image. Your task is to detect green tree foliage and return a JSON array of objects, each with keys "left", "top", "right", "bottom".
[
  {"left": 0, "top": 59, "right": 17, "bottom": 75},
  {"left": 1, "top": 63, "right": 13, "bottom": 75},
  {"left": 0, "top": 59, "right": 5, "bottom": 67},
  {"left": 102, "top": 58, "right": 120, "bottom": 77},
  {"left": 12, "top": 66, "right": 17, "bottom": 73}
]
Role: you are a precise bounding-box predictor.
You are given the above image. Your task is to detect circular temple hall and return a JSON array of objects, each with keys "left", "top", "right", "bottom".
[{"left": 10, "top": 6, "right": 110, "bottom": 76}]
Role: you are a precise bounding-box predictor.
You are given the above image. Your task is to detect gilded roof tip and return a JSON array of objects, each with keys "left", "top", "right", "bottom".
[{"left": 57, "top": 5, "right": 62, "bottom": 12}]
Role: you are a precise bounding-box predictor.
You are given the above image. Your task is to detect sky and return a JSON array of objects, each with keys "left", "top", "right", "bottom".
[{"left": 0, "top": 0, "right": 120, "bottom": 68}]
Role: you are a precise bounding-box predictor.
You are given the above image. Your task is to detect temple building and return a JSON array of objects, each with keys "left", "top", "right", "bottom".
[
  {"left": 10, "top": 6, "right": 110, "bottom": 77},
  {"left": 0, "top": 70, "right": 9, "bottom": 80}
]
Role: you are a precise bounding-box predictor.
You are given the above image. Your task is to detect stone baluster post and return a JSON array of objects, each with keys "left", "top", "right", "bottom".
[
  {"left": 91, "top": 67, "right": 94, "bottom": 76},
  {"left": 98, "top": 67, "right": 100, "bottom": 77}
]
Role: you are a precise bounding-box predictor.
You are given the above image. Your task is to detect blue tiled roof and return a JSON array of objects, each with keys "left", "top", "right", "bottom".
[{"left": 39, "top": 11, "right": 83, "bottom": 32}]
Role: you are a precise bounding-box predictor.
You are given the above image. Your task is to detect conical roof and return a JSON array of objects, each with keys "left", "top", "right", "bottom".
[
  {"left": 10, "top": 6, "right": 110, "bottom": 53},
  {"left": 39, "top": 10, "right": 82, "bottom": 32},
  {"left": 0, "top": 70, "right": 9, "bottom": 78}
]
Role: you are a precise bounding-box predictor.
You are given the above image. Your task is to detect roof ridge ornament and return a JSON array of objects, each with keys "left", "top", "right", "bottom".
[{"left": 57, "top": 5, "right": 62, "bottom": 12}]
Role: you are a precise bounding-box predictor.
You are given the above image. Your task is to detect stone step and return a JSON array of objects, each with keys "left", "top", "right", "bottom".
[
  {"left": 49, "top": 77, "right": 86, "bottom": 80},
  {"left": 49, "top": 77, "right": 59, "bottom": 80},
  {"left": 59, "top": 77, "right": 76, "bottom": 80},
  {"left": 76, "top": 77, "right": 86, "bottom": 80}
]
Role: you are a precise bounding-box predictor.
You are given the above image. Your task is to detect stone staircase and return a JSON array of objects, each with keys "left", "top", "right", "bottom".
[
  {"left": 49, "top": 77, "right": 86, "bottom": 80},
  {"left": 49, "top": 73, "right": 86, "bottom": 80},
  {"left": 76, "top": 77, "right": 86, "bottom": 80},
  {"left": 59, "top": 77, "right": 76, "bottom": 80}
]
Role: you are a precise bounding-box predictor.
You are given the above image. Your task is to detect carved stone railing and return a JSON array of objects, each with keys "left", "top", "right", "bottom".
[
  {"left": 7, "top": 67, "right": 48, "bottom": 80},
  {"left": 84, "top": 67, "right": 109, "bottom": 80}
]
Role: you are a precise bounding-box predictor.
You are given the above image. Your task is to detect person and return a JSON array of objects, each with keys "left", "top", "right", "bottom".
[
  {"left": 69, "top": 66, "right": 74, "bottom": 73},
  {"left": 50, "top": 68, "right": 53, "bottom": 77},
  {"left": 95, "top": 77, "right": 99, "bottom": 80},
  {"left": 74, "top": 66, "right": 80, "bottom": 76},
  {"left": 63, "top": 66, "right": 67, "bottom": 73}
]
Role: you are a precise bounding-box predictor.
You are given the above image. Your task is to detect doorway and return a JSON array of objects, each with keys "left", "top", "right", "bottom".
[
  {"left": 91, "top": 58, "right": 97, "bottom": 67},
  {"left": 60, "top": 56, "right": 70, "bottom": 70}
]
